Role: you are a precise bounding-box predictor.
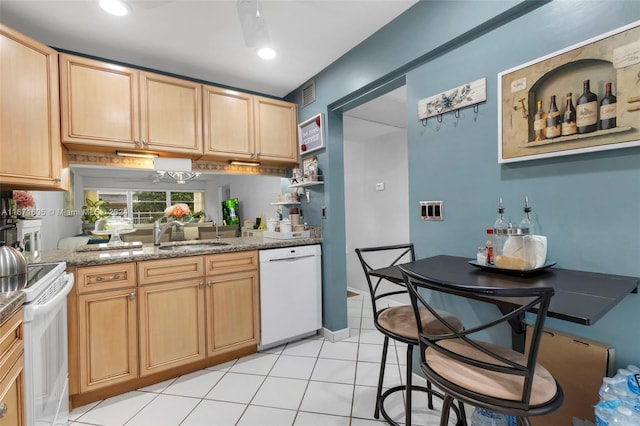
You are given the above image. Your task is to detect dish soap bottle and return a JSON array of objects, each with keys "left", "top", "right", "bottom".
[{"left": 518, "top": 196, "right": 537, "bottom": 235}]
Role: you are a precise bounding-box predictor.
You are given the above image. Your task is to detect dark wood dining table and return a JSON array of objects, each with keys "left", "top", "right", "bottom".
[{"left": 369, "top": 255, "right": 639, "bottom": 351}]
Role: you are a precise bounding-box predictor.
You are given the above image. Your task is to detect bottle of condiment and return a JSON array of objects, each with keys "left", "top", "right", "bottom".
[
  {"left": 494, "top": 197, "right": 506, "bottom": 231},
  {"left": 485, "top": 229, "right": 494, "bottom": 266},
  {"left": 518, "top": 196, "right": 538, "bottom": 235}
]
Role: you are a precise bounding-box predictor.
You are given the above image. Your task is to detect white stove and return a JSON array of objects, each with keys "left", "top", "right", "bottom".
[{"left": 23, "top": 262, "right": 73, "bottom": 426}]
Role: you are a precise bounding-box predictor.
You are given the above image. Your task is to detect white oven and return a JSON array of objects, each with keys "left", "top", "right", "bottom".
[{"left": 22, "top": 262, "right": 73, "bottom": 426}]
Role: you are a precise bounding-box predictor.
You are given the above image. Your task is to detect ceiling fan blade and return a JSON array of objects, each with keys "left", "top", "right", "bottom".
[
  {"left": 129, "top": 0, "right": 175, "bottom": 10},
  {"left": 236, "top": 0, "right": 270, "bottom": 48}
]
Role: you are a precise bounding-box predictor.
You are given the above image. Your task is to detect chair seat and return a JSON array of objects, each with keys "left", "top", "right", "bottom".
[
  {"left": 378, "top": 306, "right": 463, "bottom": 340},
  {"left": 425, "top": 338, "right": 558, "bottom": 406}
]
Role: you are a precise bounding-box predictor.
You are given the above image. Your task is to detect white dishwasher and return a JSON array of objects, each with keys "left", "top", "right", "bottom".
[{"left": 259, "top": 244, "right": 322, "bottom": 349}]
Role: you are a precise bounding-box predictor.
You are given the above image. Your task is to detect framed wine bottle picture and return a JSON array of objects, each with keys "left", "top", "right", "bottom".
[{"left": 498, "top": 20, "right": 640, "bottom": 163}]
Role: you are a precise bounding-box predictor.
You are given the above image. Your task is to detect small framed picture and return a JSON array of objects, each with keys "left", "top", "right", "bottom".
[
  {"left": 298, "top": 113, "right": 325, "bottom": 154},
  {"left": 302, "top": 155, "right": 319, "bottom": 181}
]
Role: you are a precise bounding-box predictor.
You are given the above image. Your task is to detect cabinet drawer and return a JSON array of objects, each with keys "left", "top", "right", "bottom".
[
  {"left": 138, "top": 256, "right": 204, "bottom": 285},
  {"left": 0, "top": 308, "right": 23, "bottom": 381},
  {"left": 77, "top": 263, "right": 136, "bottom": 293},
  {"left": 205, "top": 251, "right": 258, "bottom": 276}
]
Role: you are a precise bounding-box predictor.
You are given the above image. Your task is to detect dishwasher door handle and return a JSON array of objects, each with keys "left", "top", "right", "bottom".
[{"left": 268, "top": 254, "right": 316, "bottom": 262}]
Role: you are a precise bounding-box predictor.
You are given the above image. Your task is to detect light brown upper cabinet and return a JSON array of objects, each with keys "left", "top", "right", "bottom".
[
  {"left": 203, "top": 86, "right": 298, "bottom": 166},
  {"left": 59, "top": 54, "right": 203, "bottom": 156},
  {"left": 0, "top": 24, "right": 67, "bottom": 191}
]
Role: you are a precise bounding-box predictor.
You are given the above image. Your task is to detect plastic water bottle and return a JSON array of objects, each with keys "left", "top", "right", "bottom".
[
  {"left": 470, "top": 408, "right": 508, "bottom": 426},
  {"left": 610, "top": 405, "right": 635, "bottom": 425},
  {"left": 595, "top": 394, "right": 619, "bottom": 426},
  {"left": 626, "top": 365, "right": 640, "bottom": 397}
]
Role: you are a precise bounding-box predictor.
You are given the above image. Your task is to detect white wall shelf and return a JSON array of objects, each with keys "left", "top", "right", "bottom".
[
  {"left": 270, "top": 201, "right": 301, "bottom": 206},
  {"left": 289, "top": 181, "right": 324, "bottom": 188}
]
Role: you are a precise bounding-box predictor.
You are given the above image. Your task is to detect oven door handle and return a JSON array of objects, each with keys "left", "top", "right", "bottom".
[{"left": 30, "top": 273, "right": 75, "bottom": 319}]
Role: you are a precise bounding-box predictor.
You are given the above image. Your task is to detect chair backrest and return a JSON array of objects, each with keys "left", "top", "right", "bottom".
[
  {"left": 355, "top": 244, "right": 415, "bottom": 317},
  {"left": 400, "top": 264, "right": 556, "bottom": 411}
]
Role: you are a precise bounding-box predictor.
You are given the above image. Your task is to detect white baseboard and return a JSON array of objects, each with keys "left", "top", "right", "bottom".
[{"left": 322, "top": 326, "right": 350, "bottom": 343}]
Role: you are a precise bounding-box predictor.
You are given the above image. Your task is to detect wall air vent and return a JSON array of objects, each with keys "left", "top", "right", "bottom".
[{"left": 301, "top": 79, "right": 316, "bottom": 107}]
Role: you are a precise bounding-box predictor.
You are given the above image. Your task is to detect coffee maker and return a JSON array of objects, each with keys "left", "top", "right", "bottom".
[{"left": 0, "top": 191, "right": 18, "bottom": 247}]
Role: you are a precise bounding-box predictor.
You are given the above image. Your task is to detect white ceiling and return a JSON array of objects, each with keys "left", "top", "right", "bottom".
[{"left": 0, "top": 0, "right": 417, "bottom": 98}]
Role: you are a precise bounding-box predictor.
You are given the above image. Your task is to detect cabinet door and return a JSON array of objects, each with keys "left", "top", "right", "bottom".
[
  {"left": 0, "top": 24, "right": 64, "bottom": 191},
  {"left": 202, "top": 85, "right": 255, "bottom": 160},
  {"left": 0, "top": 356, "right": 24, "bottom": 426},
  {"left": 78, "top": 289, "right": 138, "bottom": 392},
  {"left": 206, "top": 270, "right": 259, "bottom": 355},
  {"left": 140, "top": 71, "right": 203, "bottom": 155},
  {"left": 59, "top": 54, "right": 139, "bottom": 149},
  {"left": 254, "top": 96, "right": 298, "bottom": 165},
  {"left": 139, "top": 279, "right": 206, "bottom": 376}
]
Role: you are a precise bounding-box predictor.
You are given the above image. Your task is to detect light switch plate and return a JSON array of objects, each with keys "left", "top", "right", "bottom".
[{"left": 420, "top": 201, "right": 443, "bottom": 221}]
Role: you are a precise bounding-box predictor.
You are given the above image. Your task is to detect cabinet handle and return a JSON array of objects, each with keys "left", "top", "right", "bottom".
[
  {"left": 142, "top": 140, "right": 148, "bottom": 146},
  {"left": 199, "top": 281, "right": 204, "bottom": 288},
  {"left": 54, "top": 176, "right": 62, "bottom": 182},
  {"left": 0, "top": 403, "right": 7, "bottom": 418},
  {"left": 134, "top": 140, "right": 140, "bottom": 145},
  {"left": 256, "top": 151, "right": 261, "bottom": 157},
  {"left": 95, "top": 273, "right": 121, "bottom": 282},
  {"left": 128, "top": 292, "right": 136, "bottom": 300},
  {"left": 207, "top": 280, "right": 213, "bottom": 287}
]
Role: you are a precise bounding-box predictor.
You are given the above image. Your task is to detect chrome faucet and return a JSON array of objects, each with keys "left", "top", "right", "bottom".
[{"left": 153, "top": 217, "right": 183, "bottom": 246}]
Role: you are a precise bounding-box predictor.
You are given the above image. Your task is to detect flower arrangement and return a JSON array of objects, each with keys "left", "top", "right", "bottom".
[
  {"left": 13, "top": 191, "right": 34, "bottom": 209},
  {"left": 164, "top": 203, "right": 191, "bottom": 220}
]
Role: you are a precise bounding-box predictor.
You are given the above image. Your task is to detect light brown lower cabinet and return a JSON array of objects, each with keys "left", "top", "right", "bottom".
[
  {"left": 77, "top": 289, "right": 138, "bottom": 392},
  {"left": 205, "top": 251, "right": 259, "bottom": 355},
  {"left": 0, "top": 308, "right": 24, "bottom": 426},
  {"left": 70, "top": 252, "right": 260, "bottom": 408},
  {"left": 138, "top": 278, "right": 206, "bottom": 376}
]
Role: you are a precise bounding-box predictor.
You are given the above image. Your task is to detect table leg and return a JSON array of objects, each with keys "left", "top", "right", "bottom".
[{"left": 498, "top": 307, "right": 526, "bottom": 353}]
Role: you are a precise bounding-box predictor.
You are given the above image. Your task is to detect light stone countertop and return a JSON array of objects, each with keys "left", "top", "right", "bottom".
[
  {"left": 0, "top": 291, "right": 25, "bottom": 325},
  {"left": 30, "top": 236, "right": 323, "bottom": 267}
]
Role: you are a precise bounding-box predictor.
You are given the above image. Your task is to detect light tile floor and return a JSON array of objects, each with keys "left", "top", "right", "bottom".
[{"left": 69, "top": 293, "right": 464, "bottom": 426}]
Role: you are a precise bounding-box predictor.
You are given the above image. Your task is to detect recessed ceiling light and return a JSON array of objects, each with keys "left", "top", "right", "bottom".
[
  {"left": 257, "top": 47, "right": 276, "bottom": 60},
  {"left": 99, "top": 0, "right": 130, "bottom": 16}
]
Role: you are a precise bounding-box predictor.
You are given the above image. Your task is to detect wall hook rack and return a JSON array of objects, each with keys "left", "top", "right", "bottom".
[{"left": 417, "top": 78, "right": 487, "bottom": 121}]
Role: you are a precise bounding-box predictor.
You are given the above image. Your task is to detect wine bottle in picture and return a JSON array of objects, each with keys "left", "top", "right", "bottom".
[
  {"left": 561, "top": 92, "right": 577, "bottom": 136},
  {"left": 599, "top": 82, "right": 617, "bottom": 130},
  {"left": 545, "top": 95, "right": 561, "bottom": 138},
  {"left": 533, "top": 100, "right": 546, "bottom": 141},
  {"left": 576, "top": 79, "right": 598, "bottom": 133}
]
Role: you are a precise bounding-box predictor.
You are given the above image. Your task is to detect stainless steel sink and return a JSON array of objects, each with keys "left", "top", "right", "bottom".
[{"left": 158, "top": 242, "right": 229, "bottom": 251}]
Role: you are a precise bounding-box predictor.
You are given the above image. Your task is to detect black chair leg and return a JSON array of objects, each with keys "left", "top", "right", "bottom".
[
  {"left": 406, "top": 344, "right": 413, "bottom": 426},
  {"left": 375, "top": 336, "right": 390, "bottom": 419},
  {"left": 457, "top": 401, "right": 468, "bottom": 426},
  {"left": 440, "top": 395, "right": 454, "bottom": 426},
  {"left": 426, "top": 377, "right": 435, "bottom": 410}
]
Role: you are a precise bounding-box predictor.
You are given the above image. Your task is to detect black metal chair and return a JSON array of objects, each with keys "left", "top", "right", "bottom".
[
  {"left": 355, "top": 244, "right": 466, "bottom": 426},
  {"left": 400, "top": 264, "right": 564, "bottom": 426}
]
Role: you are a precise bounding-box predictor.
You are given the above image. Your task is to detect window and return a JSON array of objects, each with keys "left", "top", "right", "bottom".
[{"left": 84, "top": 189, "right": 204, "bottom": 224}]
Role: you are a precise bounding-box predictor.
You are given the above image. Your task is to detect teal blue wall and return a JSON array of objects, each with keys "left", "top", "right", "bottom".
[{"left": 287, "top": 0, "right": 640, "bottom": 369}]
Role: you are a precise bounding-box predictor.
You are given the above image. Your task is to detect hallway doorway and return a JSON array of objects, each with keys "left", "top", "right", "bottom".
[{"left": 342, "top": 85, "right": 409, "bottom": 298}]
